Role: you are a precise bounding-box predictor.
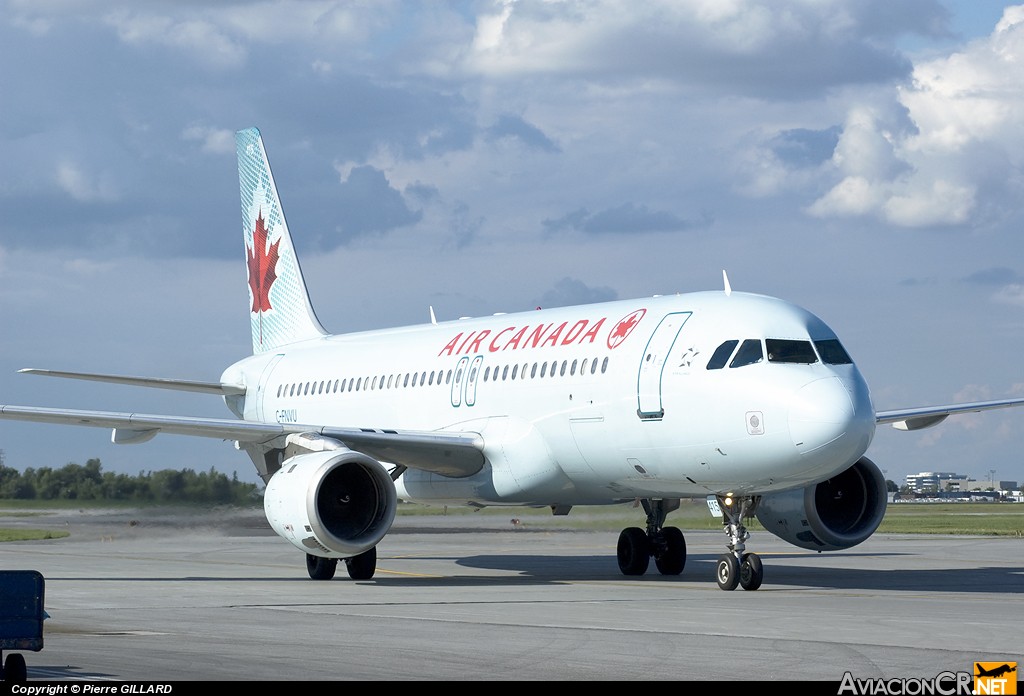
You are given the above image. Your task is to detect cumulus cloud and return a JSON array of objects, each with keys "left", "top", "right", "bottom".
[
  {"left": 458, "top": 0, "right": 942, "bottom": 98},
  {"left": 55, "top": 162, "right": 118, "bottom": 203},
  {"left": 992, "top": 284, "right": 1024, "bottom": 307},
  {"left": 963, "top": 267, "right": 1024, "bottom": 286},
  {"left": 806, "top": 5, "right": 1024, "bottom": 227},
  {"left": 485, "top": 115, "right": 559, "bottom": 153},
  {"left": 331, "top": 164, "right": 422, "bottom": 242},
  {"left": 104, "top": 10, "right": 246, "bottom": 70},
  {"left": 537, "top": 277, "right": 618, "bottom": 309},
  {"left": 543, "top": 203, "right": 709, "bottom": 235},
  {"left": 182, "top": 126, "right": 235, "bottom": 155}
]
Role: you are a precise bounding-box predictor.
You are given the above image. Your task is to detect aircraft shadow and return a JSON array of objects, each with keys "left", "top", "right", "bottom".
[{"left": 441, "top": 553, "right": 1024, "bottom": 593}]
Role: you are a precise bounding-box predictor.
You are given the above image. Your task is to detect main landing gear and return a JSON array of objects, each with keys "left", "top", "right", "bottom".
[
  {"left": 714, "top": 495, "right": 763, "bottom": 591},
  {"left": 305, "top": 546, "right": 378, "bottom": 581},
  {"left": 616, "top": 498, "right": 687, "bottom": 577}
]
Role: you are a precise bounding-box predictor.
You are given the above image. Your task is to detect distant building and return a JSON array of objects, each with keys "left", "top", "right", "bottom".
[
  {"left": 964, "top": 479, "right": 1020, "bottom": 492},
  {"left": 905, "top": 472, "right": 968, "bottom": 493}
]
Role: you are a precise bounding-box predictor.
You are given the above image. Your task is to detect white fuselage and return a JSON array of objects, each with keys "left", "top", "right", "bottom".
[{"left": 222, "top": 291, "right": 877, "bottom": 507}]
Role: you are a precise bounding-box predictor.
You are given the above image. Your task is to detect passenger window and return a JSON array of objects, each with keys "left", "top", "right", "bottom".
[
  {"left": 540, "top": 362, "right": 547, "bottom": 378},
  {"left": 570, "top": 359, "right": 577, "bottom": 376},
  {"left": 766, "top": 339, "right": 818, "bottom": 364},
  {"left": 706, "top": 340, "right": 738, "bottom": 370},
  {"left": 502, "top": 365, "right": 509, "bottom": 380},
  {"left": 730, "top": 339, "right": 763, "bottom": 368},
  {"left": 601, "top": 357, "right": 609, "bottom": 373},
  {"left": 531, "top": 363, "right": 538, "bottom": 378},
  {"left": 560, "top": 361, "right": 567, "bottom": 376},
  {"left": 484, "top": 366, "right": 491, "bottom": 382},
  {"left": 592, "top": 358, "right": 598, "bottom": 375},
  {"left": 512, "top": 364, "right": 518, "bottom": 379},
  {"left": 814, "top": 339, "right": 853, "bottom": 365}
]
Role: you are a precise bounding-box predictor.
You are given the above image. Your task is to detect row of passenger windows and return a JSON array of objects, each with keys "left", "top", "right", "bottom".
[
  {"left": 484, "top": 355, "right": 609, "bottom": 381},
  {"left": 275, "top": 355, "right": 612, "bottom": 398},
  {"left": 706, "top": 338, "right": 852, "bottom": 370}
]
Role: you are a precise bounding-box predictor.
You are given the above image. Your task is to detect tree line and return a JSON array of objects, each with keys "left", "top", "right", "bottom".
[{"left": 0, "top": 458, "right": 261, "bottom": 504}]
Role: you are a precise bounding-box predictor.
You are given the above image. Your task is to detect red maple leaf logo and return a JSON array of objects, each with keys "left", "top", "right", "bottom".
[
  {"left": 607, "top": 308, "right": 646, "bottom": 349},
  {"left": 246, "top": 209, "right": 280, "bottom": 314}
]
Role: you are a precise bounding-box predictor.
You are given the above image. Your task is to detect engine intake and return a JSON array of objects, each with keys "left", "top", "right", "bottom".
[
  {"left": 756, "top": 457, "right": 887, "bottom": 551},
  {"left": 264, "top": 448, "right": 397, "bottom": 558}
]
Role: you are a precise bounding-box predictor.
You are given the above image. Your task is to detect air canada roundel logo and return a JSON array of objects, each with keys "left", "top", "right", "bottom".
[{"left": 607, "top": 308, "right": 646, "bottom": 349}]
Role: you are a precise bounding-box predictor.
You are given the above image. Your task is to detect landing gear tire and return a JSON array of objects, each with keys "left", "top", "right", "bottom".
[
  {"left": 716, "top": 554, "right": 740, "bottom": 591},
  {"left": 654, "top": 526, "right": 686, "bottom": 576},
  {"left": 739, "top": 553, "right": 763, "bottom": 591},
  {"left": 4, "top": 653, "right": 27, "bottom": 683},
  {"left": 306, "top": 554, "right": 338, "bottom": 580},
  {"left": 345, "top": 546, "right": 377, "bottom": 580},
  {"left": 617, "top": 527, "right": 650, "bottom": 576}
]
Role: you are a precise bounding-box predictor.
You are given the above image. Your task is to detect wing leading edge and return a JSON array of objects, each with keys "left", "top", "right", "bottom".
[
  {"left": 17, "top": 368, "right": 247, "bottom": 396},
  {"left": 877, "top": 397, "right": 1024, "bottom": 431},
  {"left": 0, "top": 404, "right": 485, "bottom": 478}
]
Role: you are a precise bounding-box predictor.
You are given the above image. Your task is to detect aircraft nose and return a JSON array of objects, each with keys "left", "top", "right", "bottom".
[{"left": 788, "top": 376, "right": 872, "bottom": 458}]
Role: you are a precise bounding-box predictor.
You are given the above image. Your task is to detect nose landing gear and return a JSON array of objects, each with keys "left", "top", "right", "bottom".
[{"left": 714, "top": 495, "right": 763, "bottom": 591}]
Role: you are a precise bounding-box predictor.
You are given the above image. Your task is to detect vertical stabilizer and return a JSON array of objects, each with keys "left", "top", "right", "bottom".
[{"left": 237, "top": 128, "right": 326, "bottom": 354}]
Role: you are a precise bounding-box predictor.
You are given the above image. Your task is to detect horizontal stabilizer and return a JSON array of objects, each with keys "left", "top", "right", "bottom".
[
  {"left": 877, "top": 397, "right": 1024, "bottom": 431},
  {"left": 18, "top": 369, "right": 246, "bottom": 396}
]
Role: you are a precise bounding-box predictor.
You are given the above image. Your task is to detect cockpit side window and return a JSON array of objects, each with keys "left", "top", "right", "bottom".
[
  {"left": 706, "top": 340, "right": 739, "bottom": 370},
  {"left": 814, "top": 339, "right": 853, "bottom": 365},
  {"left": 729, "top": 339, "right": 763, "bottom": 368},
  {"left": 766, "top": 339, "right": 818, "bottom": 364}
]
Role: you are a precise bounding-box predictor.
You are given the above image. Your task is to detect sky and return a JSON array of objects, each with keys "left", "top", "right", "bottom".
[{"left": 1, "top": 0, "right": 1023, "bottom": 490}]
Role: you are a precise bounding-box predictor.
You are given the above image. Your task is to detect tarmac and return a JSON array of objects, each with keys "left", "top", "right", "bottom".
[{"left": 0, "top": 507, "right": 1021, "bottom": 682}]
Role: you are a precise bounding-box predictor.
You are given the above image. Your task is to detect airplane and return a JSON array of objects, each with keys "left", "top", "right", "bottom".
[
  {"left": 975, "top": 665, "right": 1017, "bottom": 679},
  {"left": 3, "top": 126, "right": 1024, "bottom": 591}
]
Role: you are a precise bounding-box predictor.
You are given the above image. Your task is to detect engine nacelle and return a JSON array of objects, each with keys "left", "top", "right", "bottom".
[
  {"left": 263, "top": 448, "right": 397, "bottom": 558},
  {"left": 755, "top": 457, "right": 887, "bottom": 551}
]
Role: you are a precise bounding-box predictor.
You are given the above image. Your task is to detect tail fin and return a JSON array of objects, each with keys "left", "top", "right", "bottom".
[{"left": 236, "top": 127, "right": 326, "bottom": 354}]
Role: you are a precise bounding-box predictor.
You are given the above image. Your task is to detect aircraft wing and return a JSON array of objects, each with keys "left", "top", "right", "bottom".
[
  {"left": 17, "top": 368, "right": 247, "bottom": 396},
  {"left": 876, "top": 397, "right": 1024, "bottom": 431},
  {"left": 0, "top": 405, "right": 485, "bottom": 477}
]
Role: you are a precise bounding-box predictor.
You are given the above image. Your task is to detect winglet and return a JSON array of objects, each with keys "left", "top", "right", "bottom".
[{"left": 723, "top": 270, "right": 732, "bottom": 296}]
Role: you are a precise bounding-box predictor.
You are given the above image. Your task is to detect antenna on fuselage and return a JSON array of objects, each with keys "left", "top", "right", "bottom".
[
  {"left": 722, "top": 270, "right": 732, "bottom": 296},
  {"left": 429, "top": 306, "right": 438, "bottom": 325}
]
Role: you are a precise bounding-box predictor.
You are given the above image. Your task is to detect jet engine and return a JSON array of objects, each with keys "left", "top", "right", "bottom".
[
  {"left": 755, "top": 457, "right": 887, "bottom": 551},
  {"left": 263, "top": 448, "right": 397, "bottom": 558}
]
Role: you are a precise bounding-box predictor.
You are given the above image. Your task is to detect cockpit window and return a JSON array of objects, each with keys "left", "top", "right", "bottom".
[
  {"left": 814, "top": 339, "right": 853, "bottom": 365},
  {"left": 766, "top": 339, "right": 818, "bottom": 364},
  {"left": 730, "top": 339, "right": 763, "bottom": 368},
  {"left": 706, "top": 340, "right": 739, "bottom": 370}
]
